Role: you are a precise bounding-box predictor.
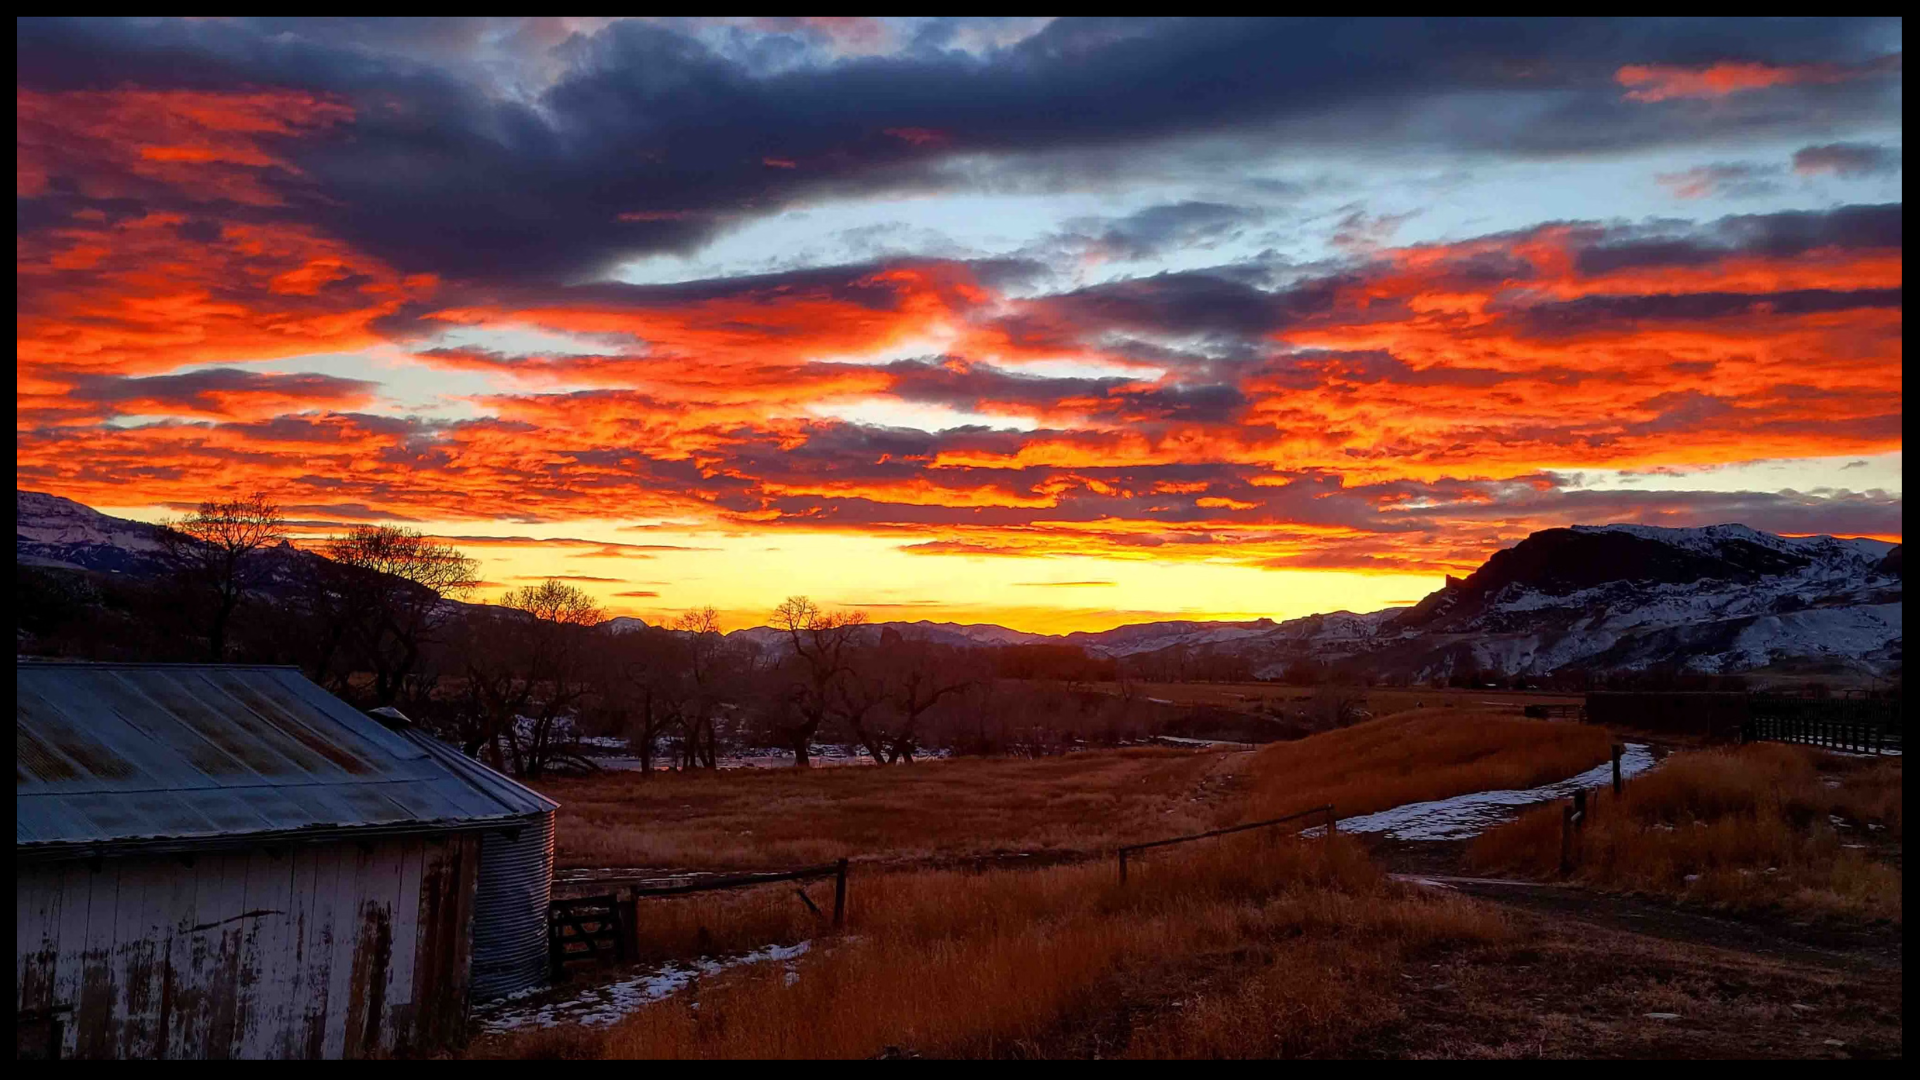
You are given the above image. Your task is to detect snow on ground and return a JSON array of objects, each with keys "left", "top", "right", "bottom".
[
  {"left": 1152, "top": 735, "right": 1258, "bottom": 749},
  {"left": 475, "top": 941, "right": 812, "bottom": 1033},
  {"left": 588, "top": 743, "right": 957, "bottom": 770},
  {"left": 1813, "top": 746, "right": 1903, "bottom": 759},
  {"left": 1304, "top": 743, "right": 1658, "bottom": 841}
]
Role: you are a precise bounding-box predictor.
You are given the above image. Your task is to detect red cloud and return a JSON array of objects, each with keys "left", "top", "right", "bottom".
[
  {"left": 883, "top": 127, "right": 951, "bottom": 147},
  {"left": 1614, "top": 61, "right": 1864, "bottom": 102},
  {"left": 13, "top": 77, "right": 1904, "bottom": 577}
]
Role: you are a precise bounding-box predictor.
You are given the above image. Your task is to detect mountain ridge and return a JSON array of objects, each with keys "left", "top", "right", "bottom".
[{"left": 17, "top": 489, "right": 1901, "bottom": 678}]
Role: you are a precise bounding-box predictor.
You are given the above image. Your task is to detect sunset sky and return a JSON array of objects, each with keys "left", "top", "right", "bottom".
[{"left": 15, "top": 17, "right": 1904, "bottom": 632}]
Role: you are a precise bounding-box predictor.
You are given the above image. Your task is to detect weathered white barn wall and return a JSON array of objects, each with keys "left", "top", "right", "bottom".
[{"left": 16, "top": 831, "right": 479, "bottom": 1059}]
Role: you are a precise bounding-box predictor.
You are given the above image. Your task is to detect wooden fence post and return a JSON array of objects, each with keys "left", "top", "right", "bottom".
[
  {"left": 1573, "top": 789, "right": 1587, "bottom": 830},
  {"left": 833, "top": 857, "right": 848, "bottom": 929},
  {"left": 1611, "top": 744, "right": 1624, "bottom": 795}
]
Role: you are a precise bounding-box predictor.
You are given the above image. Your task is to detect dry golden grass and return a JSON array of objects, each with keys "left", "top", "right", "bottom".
[
  {"left": 476, "top": 832, "right": 1510, "bottom": 1059},
  {"left": 538, "top": 712, "right": 1608, "bottom": 874},
  {"left": 1121, "top": 885, "right": 1510, "bottom": 1059},
  {"left": 1468, "top": 743, "right": 1902, "bottom": 922},
  {"left": 1247, "top": 708, "right": 1614, "bottom": 820},
  {"left": 533, "top": 747, "right": 1249, "bottom": 871},
  {"left": 534, "top": 714, "right": 1606, "bottom": 972}
]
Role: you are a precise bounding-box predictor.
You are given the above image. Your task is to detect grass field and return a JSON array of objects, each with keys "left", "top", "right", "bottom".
[
  {"left": 1245, "top": 708, "right": 1614, "bottom": 821},
  {"left": 533, "top": 746, "right": 1251, "bottom": 872},
  {"left": 530, "top": 708, "right": 1608, "bottom": 874},
  {"left": 475, "top": 834, "right": 1512, "bottom": 1059},
  {"left": 1468, "top": 742, "right": 1903, "bottom": 922},
  {"left": 490, "top": 710, "right": 1902, "bottom": 1059}
]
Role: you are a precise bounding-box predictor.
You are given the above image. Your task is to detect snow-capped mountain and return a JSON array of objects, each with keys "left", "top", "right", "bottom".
[
  {"left": 16, "top": 490, "right": 173, "bottom": 574},
  {"left": 666, "top": 524, "right": 1900, "bottom": 676},
  {"left": 1301, "top": 524, "right": 1899, "bottom": 677},
  {"left": 17, "top": 489, "right": 1902, "bottom": 677},
  {"left": 17, "top": 489, "right": 396, "bottom": 597}
]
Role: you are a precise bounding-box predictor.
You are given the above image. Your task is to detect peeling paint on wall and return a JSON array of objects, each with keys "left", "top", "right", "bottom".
[{"left": 15, "top": 833, "right": 480, "bottom": 1059}]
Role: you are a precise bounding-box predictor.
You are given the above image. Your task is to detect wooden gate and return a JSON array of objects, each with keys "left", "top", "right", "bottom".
[{"left": 548, "top": 894, "right": 629, "bottom": 973}]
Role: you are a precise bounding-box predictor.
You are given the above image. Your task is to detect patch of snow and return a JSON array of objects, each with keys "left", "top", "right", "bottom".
[
  {"left": 475, "top": 941, "right": 812, "bottom": 1032},
  {"left": 1306, "top": 743, "right": 1657, "bottom": 841},
  {"left": 1152, "top": 735, "right": 1257, "bottom": 749},
  {"left": 1814, "top": 746, "right": 1902, "bottom": 759}
]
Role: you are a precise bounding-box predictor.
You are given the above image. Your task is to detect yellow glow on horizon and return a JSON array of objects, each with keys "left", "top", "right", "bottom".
[{"left": 98, "top": 506, "right": 1444, "bottom": 634}]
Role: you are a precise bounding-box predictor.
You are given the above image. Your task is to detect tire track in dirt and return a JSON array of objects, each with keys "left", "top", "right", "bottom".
[{"left": 1390, "top": 869, "right": 1902, "bottom": 975}]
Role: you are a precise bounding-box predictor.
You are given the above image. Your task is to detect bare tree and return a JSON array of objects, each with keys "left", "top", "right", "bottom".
[
  {"left": 1307, "top": 676, "right": 1370, "bottom": 729},
  {"left": 769, "top": 595, "right": 866, "bottom": 767},
  {"left": 881, "top": 637, "right": 972, "bottom": 763},
  {"left": 160, "top": 492, "right": 286, "bottom": 661},
  {"left": 309, "top": 525, "right": 480, "bottom": 704},
  {"left": 599, "top": 625, "right": 684, "bottom": 776},
  {"left": 831, "top": 656, "right": 894, "bottom": 764},
  {"left": 830, "top": 633, "right": 975, "bottom": 765},
  {"left": 465, "top": 579, "right": 605, "bottom": 777},
  {"left": 672, "top": 606, "right": 729, "bottom": 769}
]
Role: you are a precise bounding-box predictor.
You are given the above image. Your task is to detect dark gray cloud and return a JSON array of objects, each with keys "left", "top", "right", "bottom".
[
  {"left": 1570, "top": 203, "right": 1901, "bottom": 275},
  {"left": 1655, "top": 162, "right": 1781, "bottom": 199},
  {"left": 15, "top": 17, "right": 1903, "bottom": 288},
  {"left": 1076, "top": 201, "right": 1270, "bottom": 261},
  {"left": 1793, "top": 142, "right": 1902, "bottom": 176},
  {"left": 1505, "top": 287, "right": 1901, "bottom": 338},
  {"left": 64, "top": 368, "right": 378, "bottom": 415}
]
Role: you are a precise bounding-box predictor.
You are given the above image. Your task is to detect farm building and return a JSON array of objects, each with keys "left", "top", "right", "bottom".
[{"left": 16, "top": 662, "right": 558, "bottom": 1059}]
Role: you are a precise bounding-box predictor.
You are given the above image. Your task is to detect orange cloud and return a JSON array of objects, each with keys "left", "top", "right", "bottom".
[
  {"left": 1615, "top": 61, "right": 1858, "bottom": 102},
  {"left": 14, "top": 83, "right": 1902, "bottom": 584}
]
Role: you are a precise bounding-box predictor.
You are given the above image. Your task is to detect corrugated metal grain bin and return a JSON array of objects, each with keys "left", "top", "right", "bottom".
[
  {"left": 400, "top": 727, "right": 557, "bottom": 1001},
  {"left": 472, "top": 813, "right": 557, "bottom": 1000},
  {"left": 16, "top": 662, "right": 558, "bottom": 1060}
]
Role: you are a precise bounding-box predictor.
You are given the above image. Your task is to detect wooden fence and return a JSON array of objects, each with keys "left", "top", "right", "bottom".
[
  {"left": 550, "top": 860, "right": 849, "bottom": 976},
  {"left": 1117, "top": 805, "right": 1335, "bottom": 883},
  {"left": 1560, "top": 745, "right": 1629, "bottom": 875},
  {"left": 1742, "top": 694, "right": 1901, "bottom": 755}
]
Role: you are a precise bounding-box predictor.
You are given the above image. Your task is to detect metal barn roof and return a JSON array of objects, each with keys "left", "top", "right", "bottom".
[{"left": 17, "top": 662, "right": 557, "bottom": 856}]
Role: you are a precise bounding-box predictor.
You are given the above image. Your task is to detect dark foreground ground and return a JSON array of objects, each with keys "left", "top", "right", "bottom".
[{"left": 1040, "top": 836, "right": 1902, "bottom": 1059}]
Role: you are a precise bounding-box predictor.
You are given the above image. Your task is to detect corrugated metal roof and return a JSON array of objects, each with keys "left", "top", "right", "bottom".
[{"left": 17, "top": 662, "right": 557, "bottom": 854}]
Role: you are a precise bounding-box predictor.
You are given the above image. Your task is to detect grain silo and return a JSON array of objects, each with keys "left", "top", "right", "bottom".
[
  {"left": 388, "top": 714, "right": 557, "bottom": 1001},
  {"left": 15, "top": 662, "right": 558, "bottom": 1059}
]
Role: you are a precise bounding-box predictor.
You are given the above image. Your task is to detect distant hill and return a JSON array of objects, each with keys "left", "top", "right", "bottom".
[{"left": 17, "top": 490, "right": 1903, "bottom": 678}]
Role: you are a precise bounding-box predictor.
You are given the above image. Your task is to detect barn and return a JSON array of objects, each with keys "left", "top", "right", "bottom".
[{"left": 16, "top": 661, "right": 558, "bottom": 1059}]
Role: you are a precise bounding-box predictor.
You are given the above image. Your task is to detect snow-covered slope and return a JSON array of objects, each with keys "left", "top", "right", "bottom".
[
  {"left": 16, "top": 490, "right": 170, "bottom": 573},
  {"left": 1325, "top": 524, "right": 1899, "bottom": 677}
]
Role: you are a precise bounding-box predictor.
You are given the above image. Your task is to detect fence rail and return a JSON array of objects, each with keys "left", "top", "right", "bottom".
[
  {"left": 629, "top": 859, "right": 849, "bottom": 929},
  {"left": 1741, "top": 714, "right": 1899, "bottom": 755},
  {"left": 1117, "top": 804, "right": 1335, "bottom": 883},
  {"left": 549, "top": 859, "right": 851, "bottom": 976}
]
